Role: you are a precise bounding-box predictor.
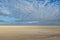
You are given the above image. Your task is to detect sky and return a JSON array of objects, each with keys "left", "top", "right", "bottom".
[{"left": 0, "top": 0, "right": 60, "bottom": 25}]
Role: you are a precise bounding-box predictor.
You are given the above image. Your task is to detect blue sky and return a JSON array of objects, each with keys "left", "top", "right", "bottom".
[{"left": 0, "top": 0, "right": 60, "bottom": 25}]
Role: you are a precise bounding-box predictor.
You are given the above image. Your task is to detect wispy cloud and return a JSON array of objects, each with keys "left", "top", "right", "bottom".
[
  {"left": 0, "top": 0, "right": 60, "bottom": 25},
  {"left": 14, "top": 0, "right": 60, "bottom": 20}
]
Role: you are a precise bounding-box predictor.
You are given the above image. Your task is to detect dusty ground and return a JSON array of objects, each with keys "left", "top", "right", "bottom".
[{"left": 0, "top": 26, "right": 60, "bottom": 40}]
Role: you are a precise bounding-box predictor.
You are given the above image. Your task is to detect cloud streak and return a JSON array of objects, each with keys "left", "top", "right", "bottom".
[{"left": 0, "top": 0, "right": 60, "bottom": 25}]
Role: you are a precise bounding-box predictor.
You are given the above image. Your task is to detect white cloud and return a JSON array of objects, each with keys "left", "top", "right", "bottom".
[
  {"left": 0, "top": 0, "right": 59, "bottom": 21},
  {"left": 14, "top": 0, "right": 59, "bottom": 20},
  {"left": 25, "top": 21, "right": 39, "bottom": 23},
  {"left": 0, "top": 7, "right": 10, "bottom": 15}
]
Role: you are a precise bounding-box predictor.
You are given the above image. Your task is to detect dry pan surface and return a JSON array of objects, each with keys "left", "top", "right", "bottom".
[{"left": 0, "top": 26, "right": 60, "bottom": 40}]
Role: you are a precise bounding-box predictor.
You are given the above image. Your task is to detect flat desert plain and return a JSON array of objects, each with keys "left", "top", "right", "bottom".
[{"left": 0, "top": 26, "right": 60, "bottom": 40}]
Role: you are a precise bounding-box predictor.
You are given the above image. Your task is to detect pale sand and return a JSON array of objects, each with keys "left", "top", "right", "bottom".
[{"left": 0, "top": 26, "right": 60, "bottom": 40}]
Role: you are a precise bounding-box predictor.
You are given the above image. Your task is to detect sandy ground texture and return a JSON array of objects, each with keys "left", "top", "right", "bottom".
[{"left": 0, "top": 26, "right": 60, "bottom": 40}]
